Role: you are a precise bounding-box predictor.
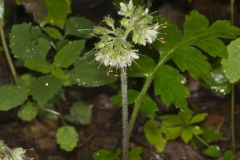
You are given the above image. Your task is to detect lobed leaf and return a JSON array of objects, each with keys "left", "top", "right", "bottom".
[{"left": 154, "top": 65, "right": 189, "bottom": 110}]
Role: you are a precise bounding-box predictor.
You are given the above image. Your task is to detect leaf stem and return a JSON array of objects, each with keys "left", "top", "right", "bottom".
[
  {"left": 121, "top": 67, "right": 129, "bottom": 160},
  {"left": 195, "top": 135, "right": 209, "bottom": 148},
  {"left": 0, "top": 23, "right": 18, "bottom": 83},
  {"left": 230, "top": 0, "right": 235, "bottom": 24},
  {"left": 231, "top": 84, "right": 236, "bottom": 151}
]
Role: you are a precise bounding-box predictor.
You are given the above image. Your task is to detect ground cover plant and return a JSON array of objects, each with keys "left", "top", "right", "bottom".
[{"left": 0, "top": 0, "right": 239, "bottom": 160}]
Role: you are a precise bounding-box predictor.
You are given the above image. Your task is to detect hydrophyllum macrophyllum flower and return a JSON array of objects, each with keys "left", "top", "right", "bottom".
[{"left": 93, "top": 0, "right": 162, "bottom": 69}]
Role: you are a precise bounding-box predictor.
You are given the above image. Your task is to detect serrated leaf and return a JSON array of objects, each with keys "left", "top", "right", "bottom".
[
  {"left": 222, "top": 38, "right": 240, "bottom": 83},
  {"left": 56, "top": 125, "right": 79, "bottom": 152},
  {"left": 69, "top": 58, "right": 116, "bottom": 87},
  {"left": 144, "top": 120, "right": 166, "bottom": 152},
  {"left": 128, "top": 55, "right": 155, "bottom": 77},
  {"left": 154, "top": 64, "right": 189, "bottom": 110},
  {"left": 111, "top": 89, "right": 158, "bottom": 118},
  {"left": 0, "top": 85, "right": 28, "bottom": 111},
  {"left": 30, "top": 75, "right": 62, "bottom": 105},
  {"left": 10, "top": 23, "right": 50, "bottom": 61},
  {"left": 181, "top": 127, "right": 193, "bottom": 144},
  {"left": 24, "top": 59, "right": 53, "bottom": 73},
  {"left": 66, "top": 101, "right": 92, "bottom": 125},
  {"left": 18, "top": 74, "right": 36, "bottom": 89},
  {"left": 128, "top": 147, "right": 143, "bottom": 160},
  {"left": 53, "top": 40, "right": 85, "bottom": 68},
  {"left": 190, "top": 113, "right": 208, "bottom": 124},
  {"left": 18, "top": 102, "right": 38, "bottom": 121},
  {"left": 93, "top": 149, "right": 121, "bottom": 160},
  {"left": 172, "top": 46, "right": 211, "bottom": 79},
  {"left": 43, "top": 26, "right": 63, "bottom": 40},
  {"left": 42, "top": 0, "right": 71, "bottom": 28},
  {"left": 65, "top": 17, "right": 95, "bottom": 38},
  {"left": 203, "top": 145, "right": 221, "bottom": 158}
]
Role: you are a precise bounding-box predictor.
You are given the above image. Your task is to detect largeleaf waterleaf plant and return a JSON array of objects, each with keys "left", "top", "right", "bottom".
[{"left": 93, "top": 1, "right": 164, "bottom": 159}]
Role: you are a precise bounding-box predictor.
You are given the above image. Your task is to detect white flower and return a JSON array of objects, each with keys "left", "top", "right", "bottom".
[
  {"left": 133, "top": 23, "right": 159, "bottom": 45},
  {"left": 95, "top": 49, "right": 139, "bottom": 68},
  {"left": 11, "top": 148, "right": 26, "bottom": 160},
  {"left": 118, "top": 0, "right": 134, "bottom": 17}
]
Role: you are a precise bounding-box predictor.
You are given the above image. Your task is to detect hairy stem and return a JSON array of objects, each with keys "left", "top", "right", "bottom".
[
  {"left": 121, "top": 67, "right": 129, "bottom": 160},
  {"left": 0, "top": 23, "right": 18, "bottom": 83},
  {"left": 231, "top": 85, "right": 236, "bottom": 151}
]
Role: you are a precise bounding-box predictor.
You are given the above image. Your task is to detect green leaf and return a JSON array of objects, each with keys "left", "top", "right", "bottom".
[
  {"left": 202, "top": 126, "right": 221, "bottom": 143},
  {"left": 68, "top": 58, "right": 116, "bottom": 87},
  {"left": 222, "top": 38, "right": 240, "bottom": 83},
  {"left": 190, "top": 113, "right": 208, "bottom": 124},
  {"left": 93, "top": 149, "right": 121, "bottom": 160},
  {"left": 18, "top": 102, "right": 38, "bottom": 121},
  {"left": 24, "top": 59, "right": 53, "bottom": 73},
  {"left": 128, "top": 55, "right": 155, "bottom": 78},
  {"left": 10, "top": 23, "right": 50, "bottom": 61},
  {"left": 154, "top": 64, "right": 189, "bottom": 110},
  {"left": 0, "top": 85, "right": 28, "bottom": 111},
  {"left": 128, "top": 147, "right": 143, "bottom": 160},
  {"left": 181, "top": 127, "right": 193, "bottom": 144},
  {"left": 172, "top": 46, "right": 211, "bottom": 79},
  {"left": 43, "top": 26, "right": 63, "bottom": 40},
  {"left": 53, "top": 40, "right": 85, "bottom": 68},
  {"left": 30, "top": 75, "right": 62, "bottom": 105},
  {"left": 65, "top": 17, "right": 95, "bottom": 38},
  {"left": 164, "top": 126, "right": 182, "bottom": 140},
  {"left": 56, "top": 125, "right": 79, "bottom": 152},
  {"left": 144, "top": 120, "right": 166, "bottom": 152},
  {"left": 203, "top": 145, "right": 221, "bottom": 158},
  {"left": 223, "top": 150, "right": 236, "bottom": 160},
  {"left": 0, "top": 0, "right": 4, "bottom": 22},
  {"left": 42, "top": 0, "right": 71, "bottom": 28},
  {"left": 66, "top": 101, "right": 92, "bottom": 125},
  {"left": 111, "top": 89, "right": 158, "bottom": 118},
  {"left": 203, "top": 67, "right": 232, "bottom": 95},
  {"left": 190, "top": 126, "right": 203, "bottom": 135},
  {"left": 18, "top": 74, "right": 36, "bottom": 89}
]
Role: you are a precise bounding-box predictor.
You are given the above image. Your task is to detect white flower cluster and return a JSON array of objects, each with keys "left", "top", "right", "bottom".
[{"left": 94, "top": 0, "right": 161, "bottom": 68}]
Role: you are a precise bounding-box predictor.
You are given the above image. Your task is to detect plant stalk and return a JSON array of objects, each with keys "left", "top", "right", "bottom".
[
  {"left": 0, "top": 23, "right": 18, "bottom": 83},
  {"left": 230, "top": 0, "right": 236, "bottom": 151},
  {"left": 230, "top": 0, "right": 235, "bottom": 24},
  {"left": 121, "top": 67, "right": 129, "bottom": 160},
  {"left": 231, "top": 84, "right": 236, "bottom": 151}
]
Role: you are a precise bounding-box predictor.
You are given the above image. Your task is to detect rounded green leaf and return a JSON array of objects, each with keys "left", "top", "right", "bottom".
[
  {"left": 30, "top": 75, "right": 62, "bottom": 105},
  {"left": 18, "top": 102, "right": 39, "bottom": 121},
  {"left": 43, "top": 26, "right": 63, "bottom": 40},
  {"left": 93, "top": 149, "right": 121, "bottom": 160},
  {"left": 69, "top": 58, "right": 116, "bottom": 87},
  {"left": 0, "top": 85, "right": 28, "bottom": 111},
  {"left": 56, "top": 126, "right": 79, "bottom": 152},
  {"left": 203, "top": 145, "right": 221, "bottom": 158},
  {"left": 222, "top": 38, "right": 240, "bottom": 83},
  {"left": 53, "top": 40, "right": 85, "bottom": 68},
  {"left": 66, "top": 101, "right": 92, "bottom": 125},
  {"left": 65, "top": 17, "right": 95, "bottom": 38}
]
